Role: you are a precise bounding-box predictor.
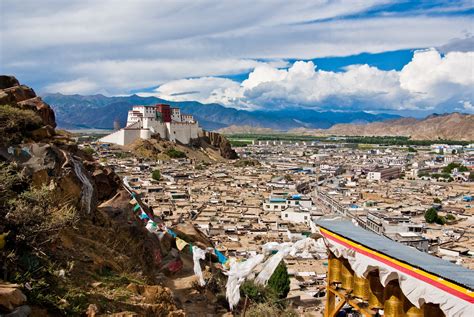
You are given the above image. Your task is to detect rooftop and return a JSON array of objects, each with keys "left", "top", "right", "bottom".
[{"left": 317, "top": 219, "right": 474, "bottom": 290}]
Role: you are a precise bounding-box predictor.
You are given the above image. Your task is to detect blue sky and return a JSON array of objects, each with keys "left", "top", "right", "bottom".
[{"left": 1, "top": 0, "right": 473, "bottom": 116}]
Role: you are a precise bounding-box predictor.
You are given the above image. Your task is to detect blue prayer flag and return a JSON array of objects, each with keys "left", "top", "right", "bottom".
[
  {"left": 167, "top": 229, "right": 177, "bottom": 238},
  {"left": 214, "top": 249, "right": 228, "bottom": 264}
]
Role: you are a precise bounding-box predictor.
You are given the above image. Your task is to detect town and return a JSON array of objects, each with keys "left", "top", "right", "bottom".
[{"left": 78, "top": 114, "right": 474, "bottom": 315}]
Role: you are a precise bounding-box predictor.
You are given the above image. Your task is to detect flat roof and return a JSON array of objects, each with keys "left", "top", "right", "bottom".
[{"left": 317, "top": 219, "right": 474, "bottom": 290}]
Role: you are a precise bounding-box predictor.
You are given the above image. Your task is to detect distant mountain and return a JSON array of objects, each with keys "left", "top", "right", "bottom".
[
  {"left": 293, "top": 113, "right": 474, "bottom": 141},
  {"left": 43, "top": 93, "right": 401, "bottom": 131}
]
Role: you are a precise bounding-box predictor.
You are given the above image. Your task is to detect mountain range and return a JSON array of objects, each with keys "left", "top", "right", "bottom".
[
  {"left": 308, "top": 112, "right": 474, "bottom": 141},
  {"left": 43, "top": 93, "right": 400, "bottom": 131},
  {"left": 219, "top": 113, "right": 474, "bottom": 141}
]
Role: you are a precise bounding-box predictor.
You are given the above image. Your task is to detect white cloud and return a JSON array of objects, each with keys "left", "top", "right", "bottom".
[
  {"left": 45, "top": 78, "right": 100, "bottom": 95},
  {"left": 147, "top": 49, "right": 474, "bottom": 112},
  {"left": 47, "top": 59, "right": 288, "bottom": 95},
  {"left": 460, "top": 100, "right": 474, "bottom": 111},
  {"left": 1, "top": 0, "right": 473, "bottom": 100}
]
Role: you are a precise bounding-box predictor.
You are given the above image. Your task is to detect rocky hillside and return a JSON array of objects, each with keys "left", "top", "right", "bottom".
[
  {"left": 294, "top": 113, "right": 474, "bottom": 141},
  {"left": 0, "top": 76, "right": 226, "bottom": 316}
]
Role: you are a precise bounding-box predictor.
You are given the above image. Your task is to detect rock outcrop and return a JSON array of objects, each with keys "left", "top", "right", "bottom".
[
  {"left": 198, "top": 131, "right": 238, "bottom": 159},
  {"left": 0, "top": 75, "right": 56, "bottom": 128},
  {"left": 0, "top": 284, "right": 27, "bottom": 312}
]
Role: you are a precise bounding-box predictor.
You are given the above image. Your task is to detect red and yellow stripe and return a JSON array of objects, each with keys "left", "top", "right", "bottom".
[{"left": 320, "top": 227, "right": 474, "bottom": 303}]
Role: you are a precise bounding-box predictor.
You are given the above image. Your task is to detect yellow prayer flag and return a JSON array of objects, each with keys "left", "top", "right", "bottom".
[
  {"left": 129, "top": 198, "right": 137, "bottom": 205},
  {"left": 175, "top": 237, "right": 188, "bottom": 251}
]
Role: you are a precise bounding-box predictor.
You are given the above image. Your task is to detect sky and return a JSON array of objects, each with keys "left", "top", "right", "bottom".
[{"left": 1, "top": 0, "right": 473, "bottom": 116}]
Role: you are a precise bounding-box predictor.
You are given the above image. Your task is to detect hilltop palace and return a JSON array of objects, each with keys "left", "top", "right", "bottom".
[{"left": 99, "top": 104, "right": 202, "bottom": 146}]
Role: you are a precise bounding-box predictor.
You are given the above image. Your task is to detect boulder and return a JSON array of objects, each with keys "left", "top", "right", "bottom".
[
  {"left": 0, "top": 76, "right": 20, "bottom": 89},
  {"left": 173, "top": 223, "right": 213, "bottom": 249},
  {"left": 31, "top": 125, "right": 55, "bottom": 141},
  {"left": 0, "top": 284, "right": 27, "bottom": 312},
  {"left": 2, "top": 85, "right": 36, "bottom": 103},
  {"left": 17, "top": 97, "right": 56, "bottom": 128},
  {"left": 91, "top": 167, "right": 121, "bottom": 201},
  {"left": 5, "top": 305, "right": 31, "bottom": 317},
  {"left": 0, "top": 76, "right": 57, "bottom": 128},
  {"left": 199, "top": 131, "right": 238, "bottom": 159}
]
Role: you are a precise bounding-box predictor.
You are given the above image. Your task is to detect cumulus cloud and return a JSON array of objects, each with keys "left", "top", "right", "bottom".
[
  {"left": 1, "top": 0, "right": 473, "bottom": 99},
  {"left": 148, "top": 49, "right": 474, "bottom": 112}
]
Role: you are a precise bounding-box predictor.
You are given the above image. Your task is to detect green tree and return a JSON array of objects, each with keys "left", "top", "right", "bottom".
[
  {"left": 151, "top": 169, "right": 161, "bottom": 181},
  {"left": 267, "top": 262, "right": 290, "bottom": 299},
  {"left": 408, "top": 147, "right": 417, "bottom": 152},
  {"left": 425, "top": 208, "right": 438, "bottom": 224},
  {"left": 165, "top": 148, "right": 186, "bottom": 158},
  {"left": 433, "top": 198, "right": 441, "bottom": 204},
  {"left": 435, "top": 216, "right": 446, "bottom": 225}
]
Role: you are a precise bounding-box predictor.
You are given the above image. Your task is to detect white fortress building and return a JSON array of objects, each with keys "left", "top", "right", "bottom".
[{"left": 99, "top": 104, "right": 202, "bottom": 146}]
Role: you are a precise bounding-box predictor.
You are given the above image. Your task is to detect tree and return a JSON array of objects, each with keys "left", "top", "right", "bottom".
[
  {"left": 425, "top": 208, "right": 438, "bottom": 224},
  {"left": 165, "top": 148, "right": 186, "bottom": 158},
  {"left": 433, "top": 198, "right": 441, "bottom": 204},
  {"left": 267, "top": 262, "right": 290, "bottom": 299},
  {"left": 408, "top": 147, "right": 417, "bottom": 153},
  {"left": 151, "top": 169, "right": 161, "bottom": 181}
]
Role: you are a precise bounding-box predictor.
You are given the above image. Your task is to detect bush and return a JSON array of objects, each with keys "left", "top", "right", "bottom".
[
  {"left": 0, "top": 104, "right": 42, "bottom": 145},
  {"left": 245, "top": 302, "right": 298, "bottom": 317},
  {"left": 241, "top": 280, "right": 276, "bottom": 304},
  {"left": 435, "top": 216, "right": 446, "bottom": 225},
  {"left": 425, "top": 208, "right": 438, "bottom": 224},
  {"left": 165, "top": 148, "right": 186, "bottom": 158},
  {"left": 82, "top": 146, "right": 95, "bottom": 156},
  {"left": 267, "top": 262, "right": 290, "bottom": 299},
  {"left": 425, "top": 207, "right": 447, "bottom": 225},
  {"left": 445, "top": 214, "right": 456, "bottom": 221},
  {"left": 151, "top": 169, "right": 161, "bottom": 181},
  {"left": 443, "top": 163, "right": 468, "bottom": 174},
  {"left": 433, "top": 198, "right": 441, "bottom": 204},
  {"left": 6, "top": 185, "right": 79, "bottom": 246}
]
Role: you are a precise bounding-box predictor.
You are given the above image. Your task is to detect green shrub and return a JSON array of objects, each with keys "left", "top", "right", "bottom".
[
  {"left": 6, "top": 185, "right": 79, "bottom": 245},
  {"left": 435, "top": 216, "right": 446, "bottom": 225},
  {"left": 151, "top": 169, "right": 161, "bottom": 181},
  {"left": 445, "top": 214, "right": 456, "bottom": 221},
  {"left": 433, "top": 198, "right": 441, "bottom": 204},
  {"left": 267, "top": 262, "right": 290, "bottom": 299},
  {"left": 443, "top": 163, "right": 468, "bottom": 174},
  {"left": 82, "top": 146, "right": 95, "bottom": 156},
  {"left": 165, "top": 148, "right": 186, "bottom": 158},
  {"left": 425, "top": 208, "right": 438, "bottom": 224},
  {"left": 245, "top": 302, "right": 298, "bottom": 317},
  {"left": 241, "top": 280, "right": 275, "bottom": 304},
  {"left": 0, "top": 104, "right": 42, "bottom": 145}
]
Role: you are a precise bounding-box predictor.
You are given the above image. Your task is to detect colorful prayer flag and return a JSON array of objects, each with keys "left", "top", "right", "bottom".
[
  {"left": 129, "top": 198, "right": 137, "bottom": 205},
  {"left": 139, "top": 211, "right": 149, "bottom": 220},
  {"left": 133, "top": 204, "right": 140, "bottom": 212},
  {"left": 175, "top": 237, "right": 188, "bottom": 251},
  {"left": 167, "top": 229, "right": 177, "bottom": 238},
  {"left": 214, "top": 248, "right": 228, "bottom": 264}
]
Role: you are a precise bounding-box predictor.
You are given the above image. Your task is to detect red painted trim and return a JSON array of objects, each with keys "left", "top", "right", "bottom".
[{"left": 321, "top": 230, "right": 474, "bottom": 303}]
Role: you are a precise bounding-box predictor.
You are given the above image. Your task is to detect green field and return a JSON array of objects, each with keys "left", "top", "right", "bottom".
[{"left": 225, "top": 134, "right": 471, "bottom": 146}]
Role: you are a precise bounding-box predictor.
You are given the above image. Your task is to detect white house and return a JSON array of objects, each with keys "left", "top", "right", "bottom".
[{"left": 281, "top": 208, "right": 311, "bottom": 225}]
